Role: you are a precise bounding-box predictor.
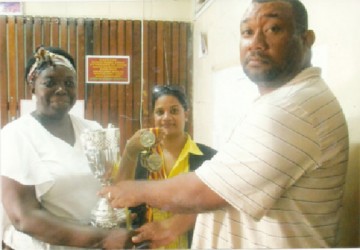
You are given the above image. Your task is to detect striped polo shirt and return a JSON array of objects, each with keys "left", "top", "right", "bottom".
[{"left": 194, "top": 67, "right": 349, "bottom": 248}]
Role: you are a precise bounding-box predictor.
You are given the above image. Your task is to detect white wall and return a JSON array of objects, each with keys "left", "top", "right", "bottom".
[
  {"left": 192, "top": 0, "right": 359, "bottom": 247},
  {"left": 21, "top": 0, "right": 192, "bottom": 21}
]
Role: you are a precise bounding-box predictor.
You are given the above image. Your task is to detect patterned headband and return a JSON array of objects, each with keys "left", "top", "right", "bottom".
[{"left": 27, "top": 47, "right": 76, "bottom": 83}]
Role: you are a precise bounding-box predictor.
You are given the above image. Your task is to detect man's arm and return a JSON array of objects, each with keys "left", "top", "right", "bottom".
[{"left": 104, "top": 172, "right": 227, "bottom": 214}]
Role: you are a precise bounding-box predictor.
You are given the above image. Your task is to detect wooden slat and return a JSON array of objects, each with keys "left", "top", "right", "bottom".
[
  {"left": 17, "top": 16, "right": 26, "bottom": 101},
  {"left": 148, "top": 21, "right": 158, "bottom": 127},
  {"left": 171, "top": 22, "right": 180, "bottom": 84},
  {"left": 163, "top": 22, "right": 172, "bottom": 85},
  {"left": 100, "top": 19, "right": 110, "bottom": 127},
  {"left": 43, "top": 17, "right": 51, "bottom": 46},
  {"left": 34, "top": 17, "right": 42, "bottom": 48},
  {"left": 51, "top": 17, "right": 59, "bottom": 47},
  {"left": 84, "top": 19, "right": 94, "bottom": 120},
  {"left": 7, "top": 16, "right": 17, "bottom": 121},
  {"left": 25, "top": 16, "right": 34, "bottom": 99},
  {"left": 76, "top": 18, "right": 85, "bottom": 100},
  {"left": 68, "top": 19, "right": 76, "bottom": 65},
  {"left": 0, "top": 16, "right": 8, "bottom": 126},
  {"left": 142, "top": 21, "right": 150, "bottom": 128},
  {"left": 186, "top": 23, "right": 193, "bottom": 136},
  {"left": 109, "top": 19, "right": 118, "bottom": 127},
  {"left": 179, "top": 23, "right": 187, "bottom": 85},
  {"left": 92, "top": 19, "right": 102, "bottom": 126},
  {"left": 156, "top": 21, "right": 164, "bottom": 85},
  {"left": 60, "top": 18, "right": 68, "bottom": 51},
  {"left": 116, "top": 20, "right": 126, "bottom": 150},
  {"left": 132, "top": 20, "right": 142, "bottom": 133},
  {"left": 125, "top": 20, "right": 133, "bottom": 141}
]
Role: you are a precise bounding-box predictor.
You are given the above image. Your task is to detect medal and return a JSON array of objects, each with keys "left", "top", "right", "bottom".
[
  {"left": 140, "top": 130, "right": 156, "bottom": 148},
  {"left": 145, "top": 153, "right": 162, "bottom": 172}
]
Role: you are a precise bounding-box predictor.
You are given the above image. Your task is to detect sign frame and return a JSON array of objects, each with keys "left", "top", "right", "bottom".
[{"left": 85, "top": 55, "right": 130, "bottom": 84}]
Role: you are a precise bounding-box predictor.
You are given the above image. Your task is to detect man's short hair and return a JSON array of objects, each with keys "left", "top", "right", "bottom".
[{"left": 252, "top": 0, "right": 308, "bottom": 33}]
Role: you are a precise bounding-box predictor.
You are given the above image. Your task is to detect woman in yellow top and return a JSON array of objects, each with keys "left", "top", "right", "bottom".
[{"left": 115, "top": 85, "right": 216, "bottom": 249}]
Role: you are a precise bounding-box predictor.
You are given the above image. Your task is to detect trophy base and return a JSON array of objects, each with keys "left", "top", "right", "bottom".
[{"left": 90, "top": 197, "right": 128, "bottom": 229}]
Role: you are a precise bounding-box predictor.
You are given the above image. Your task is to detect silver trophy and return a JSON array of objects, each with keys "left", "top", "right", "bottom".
[{"left": 81, "top": 124, "right": 127, "bottom": 228}]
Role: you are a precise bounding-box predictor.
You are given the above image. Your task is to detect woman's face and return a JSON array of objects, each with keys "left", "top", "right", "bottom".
[
  {"left": 32, "top": 65, "right": 77, "bottom": 118},
  {"left": 153, "top": 95, "right": 188, "bottom": 137}
]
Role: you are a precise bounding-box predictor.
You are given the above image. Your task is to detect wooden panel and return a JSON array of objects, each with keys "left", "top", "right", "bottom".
[
  {"left": 1, "top": 17, "right": 192, "bottom": 134},
  {"left": 92, "top": 19, "right": 102, "bottom": 125},
  {"left": 51, "top": 17, "right": 59, "bottom": 47},
  {"left": 17, "top": 16, "right": 26, "bottom": 101},
  {"left": 186, "top": 23, "right": 193, "bottom": 136},
  {"left": 25, "top": 16, "right": 34, "bottom": 100},
  {"left": 7, "top": 16, "right": 17, "bottom": 121},
  {"left": 142, "top": 21, "right": 150, "bottom": 128},
  {"left": 163, "top": 22, "right": 172, "bottom": 85},
  {"left": 179, "top": 23, "right": 188, "bottom": 85},
  {"left": 145, "top": 21, "right": 158, "bottom": 121},
  {"left": 156, "top": 22, "right": 165, "bottom": 85},
  {"left": 43, "top": 17, "right": 51, "bottom": 46},
  {"left": 0, "top": 16, "right": 8, "bottom": 126},
  {"left": 68, "top": 19, "right": 76, "bottom": 65},
  {"left": 60, "top": 18, "right": 68, "bottom": 51},
  {"left": 76, "top": 18, "right": 85, "bottom": 100},
  {"left": 125, "top": 20, "right": 133, "bottom": 142},
  {"left": 171, "top": 22, "right": 180, "bottom": 84},
  {"left": 100, "top": 19, "right": 110, "bottom": 127},
  {"left": 34, "top": 17, "right": 42, "bottom": 48},
  {"left": 116, "top": 20, "right": 126, "bottom": 150},
  {"left": 84, "top": 19, "right": 94, "bottom": 120},
  {"left": 109, "top": 19, "right": 118, "bottom": 127},
  {"left": 132, "top": 20, "right": 142, "bottom": 133}
]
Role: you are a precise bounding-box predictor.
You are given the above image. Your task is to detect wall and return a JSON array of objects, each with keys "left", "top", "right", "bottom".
[
  {"left": 192, "top": 0, "right": 359, "bottom": 247},
  {"left": 21, "top": 0, "right": 192, "bottom": 21}
]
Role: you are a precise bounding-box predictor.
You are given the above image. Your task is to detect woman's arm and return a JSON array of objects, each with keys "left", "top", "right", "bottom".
[
  {"left": 114, "top": 129, "right": 145, "bottom": 181},
  {"left": 1, "top": 176, "right": 132, "bottom": 249}
]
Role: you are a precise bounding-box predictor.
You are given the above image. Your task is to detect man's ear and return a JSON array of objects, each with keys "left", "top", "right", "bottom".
[{"left": 303, "top": 30, "right": 315, "bottom": 48}]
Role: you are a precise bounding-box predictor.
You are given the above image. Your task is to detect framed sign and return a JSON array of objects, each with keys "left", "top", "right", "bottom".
[{"left": 86, "top": 55, "right": 130, "bottom": 84}]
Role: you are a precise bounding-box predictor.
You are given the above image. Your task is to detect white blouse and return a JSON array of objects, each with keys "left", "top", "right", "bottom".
[{"left": 1, "top": 114, "right": 102, "bottom": 250}]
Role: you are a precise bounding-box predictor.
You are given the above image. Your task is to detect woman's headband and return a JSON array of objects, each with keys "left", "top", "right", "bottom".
[{"left": 27, "top": 47, "right": 76, "bottom": 83}]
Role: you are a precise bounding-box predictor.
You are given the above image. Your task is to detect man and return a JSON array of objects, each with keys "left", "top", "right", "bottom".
[{"left": 102, "top": 0, "right": 349, "bottom": 248}]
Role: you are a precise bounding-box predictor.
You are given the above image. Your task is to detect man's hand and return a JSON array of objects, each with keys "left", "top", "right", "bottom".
[{"left": 100, "top": 181, "right": 145, "bottom": 208}]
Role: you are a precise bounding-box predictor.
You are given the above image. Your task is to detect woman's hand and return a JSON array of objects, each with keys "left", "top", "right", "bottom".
[
  {"left": 131, "top": 214, "right": 197, "bottom": 249},
  {"left": 132, "top": 220, "right": 177, "bottom": 249},
  {"left": 123, "top": 128, "right": 164, "bottom": 162},
  {"left": 102, "top": 228, "right": 135, "bottom": 249}
]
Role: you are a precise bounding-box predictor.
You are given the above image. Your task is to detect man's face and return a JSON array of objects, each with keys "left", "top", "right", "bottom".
[{"left": 240, "top": 1, "right": 305, "bottom": 88}]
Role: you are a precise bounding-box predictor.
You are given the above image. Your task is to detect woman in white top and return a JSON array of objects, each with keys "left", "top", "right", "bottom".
[{"left": 1, "top": 46, "right": 132, "bottom": 250}]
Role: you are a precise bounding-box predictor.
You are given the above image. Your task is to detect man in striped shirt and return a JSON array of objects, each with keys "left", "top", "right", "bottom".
[{"left": 102, "top": 0, "right": 349, "bottom": 248}]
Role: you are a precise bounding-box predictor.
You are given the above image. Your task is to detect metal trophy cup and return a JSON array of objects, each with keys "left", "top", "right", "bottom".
[{"left": 81, "top": 125, "right": 127, "bottom": 228}]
